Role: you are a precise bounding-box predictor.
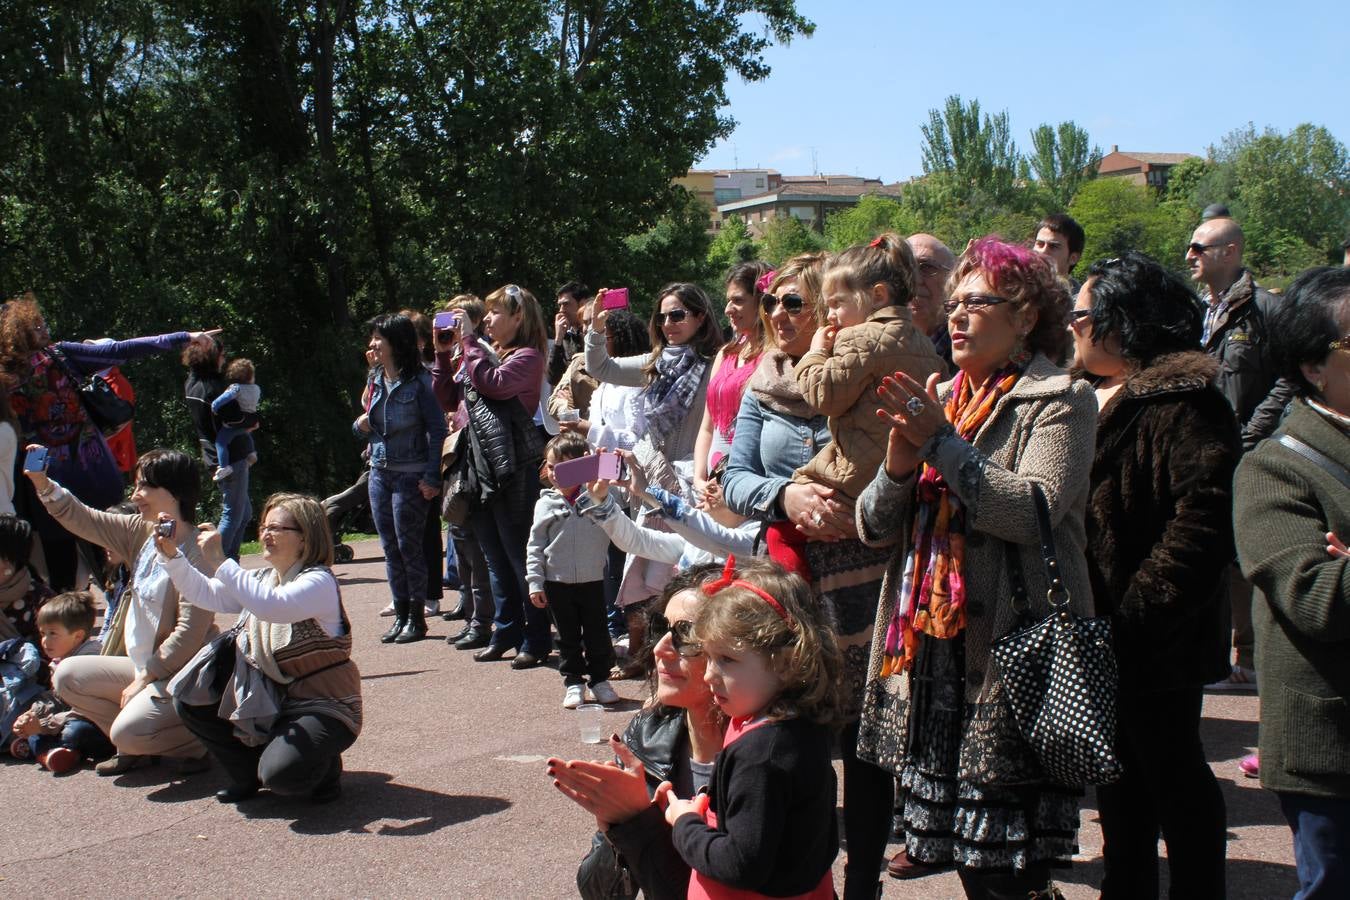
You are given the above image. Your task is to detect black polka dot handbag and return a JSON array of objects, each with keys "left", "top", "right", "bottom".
[{"left": 989, "top": 484, "right": 1123, "bottom": 788}]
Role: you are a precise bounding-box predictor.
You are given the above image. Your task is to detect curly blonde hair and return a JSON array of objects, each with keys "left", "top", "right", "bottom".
[
  {"left": 693, "top": 557, "right": 844, "bottom": 728},
  {"left": 0, "top": 292, "right": 48, "bottom": 381}
]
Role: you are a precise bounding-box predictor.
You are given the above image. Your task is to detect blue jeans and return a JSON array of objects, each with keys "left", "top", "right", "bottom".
[
  {"left": 215, "top": 425, "right": 249, "bottom": 469},
  {"left": 450, "top": 523, "right": 494, "bottom": 631},
  {"left": 216, "top": 461, "right": 252, "bottom": 561},
  {"left": 1280, "top": 792, "right": 1350, "bottom": 900},
  {"left": 29, "top": 717, "right": 115, "bottom": 761},
  {"left": 469, "top": 471, "right": 550, "bottom": 655},
  {"left": 368, "top": 468, "right": 430, "bottom": 605},
  {"left": 444, "top": 536, "right": 460, "bottom": 589}
]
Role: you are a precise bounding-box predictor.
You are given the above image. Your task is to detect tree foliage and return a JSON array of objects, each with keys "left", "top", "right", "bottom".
[
  {"left": 1028, "top": 121, "right": 1101, "bottom": 210},
  {"left": 0, "top": 0, "right": 811, "bottom": 515},
  {"left": 705, "top": 215, "right": 761, "bottom": 281},
  {"left": 823, "top": 195, "right": 920, "bottom": 250},
  {"left": 759, "top": 215, "right": 824, "bottom": 266},
  {"left": 1068, "top": 179, "right": 1192, "bottom": 277}
]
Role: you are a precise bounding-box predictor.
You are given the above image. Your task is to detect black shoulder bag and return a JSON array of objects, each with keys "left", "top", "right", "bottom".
[
  {"left": 44, "top": 346, "right": 135, "bottom": 436},
  {"left": 989, "top": 484, "right": 1123, "bottom": 788}
]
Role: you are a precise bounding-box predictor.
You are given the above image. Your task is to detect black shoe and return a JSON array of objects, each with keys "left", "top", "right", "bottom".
[
  {"left": 454, "top": 629, "right": 490, "bottom": 650},
  {"left": 473, "top": 644, "right": 510, "bottom": 662},
  {"left": 216, "top": 782, "right": 260, "bottom": 804},
  {"left": 441, "top": 601, "right": 467, "bottom": 621},
  {"left": 394, "top": 603, "right": 427, "bottom": 644},
  {"left": 511, "top": 651, "right": 546, "bottom": 670},
  {"left": 448, "top": 623, "right": 472, "bottom": 643},
  {"left": 381, "top": 600, "right": 409, "bottom": 643},
  {"left": 310, "top": 757, "right": 342, "bottom": 804}
]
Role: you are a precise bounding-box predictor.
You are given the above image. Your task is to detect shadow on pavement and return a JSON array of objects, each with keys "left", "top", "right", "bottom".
[
  {"left": 360, "top": 669, "right": 433, "bottom": 681},
  {"left": 239, "top": 770, "right": 511, "bottom": 836},
  {"left": 335, "top": 576, "right": 392, "bottom": 586},
  {"left": 1057, "top": 854, "right": 1296, "bottom": 898}
]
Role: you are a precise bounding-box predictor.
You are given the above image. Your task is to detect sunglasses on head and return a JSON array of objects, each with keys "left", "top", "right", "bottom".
[
  {"left": 648, "top": 612, "right": 702, "bottom": 657},
  {"left": 656, "top": 309, "right": 690, "bottom": 325},
  {"left": 762, "top": 292, "right": 808, "bottom": 316}
]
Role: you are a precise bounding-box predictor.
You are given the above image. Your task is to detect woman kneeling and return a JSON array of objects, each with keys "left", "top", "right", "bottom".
[{"left": 160, "top": 493, "right": 361, "bottom": 803}]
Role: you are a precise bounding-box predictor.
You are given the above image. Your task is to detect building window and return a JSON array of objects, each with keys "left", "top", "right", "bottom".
[{"left": 755, "top": 178, "right": 765, "bottom": 189}]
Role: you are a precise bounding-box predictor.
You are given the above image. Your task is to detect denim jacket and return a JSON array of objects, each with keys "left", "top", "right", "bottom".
[
  {"left": 355, "top": 369, "right": 447, "bottom": 485},
  {"left": 721, "top": 391, "right": 830, "bottom": 522}
]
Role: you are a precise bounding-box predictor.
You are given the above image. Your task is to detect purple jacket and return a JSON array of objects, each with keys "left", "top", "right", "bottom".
[
  {"left": 55, "top": 332, "right": 190, "bottom": 375},
  {"left": 433, "top": 337, "right": 543, "bottom": 421}
]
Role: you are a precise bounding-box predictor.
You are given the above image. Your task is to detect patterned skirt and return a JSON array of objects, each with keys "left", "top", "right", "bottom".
[
  {"left": 804, "top": 538, "right": 889, "bottom": 721},
  {"left": 895, "top": 633, "right": 1081, "bottom": 873}
]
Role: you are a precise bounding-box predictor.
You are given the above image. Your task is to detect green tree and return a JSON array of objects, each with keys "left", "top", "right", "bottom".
[
  {"left": 618, "top": 188, "right": 714, "bottom": 315},
  {"left": 1027, "top": 121, "right": 1100, "bottom": 209},
  {"left": 1068, "top": 179, "right": 1192, "bottom": 276},
  {"left": 706, "top": 215, "right": 762, "bottom": 280},
  {"left": 759, "top": 215, "right": 824, "bottom": 266},
  {"left": 823, "top": 195, "right": 921, "bottom": 250},
  {"left": 920, "top": 95, "right": 1024, "bottom": 208}
]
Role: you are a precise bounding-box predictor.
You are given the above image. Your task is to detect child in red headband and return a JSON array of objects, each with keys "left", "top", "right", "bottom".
[{"left": 658, "top": 557, "right": 843, "bottom": 900}]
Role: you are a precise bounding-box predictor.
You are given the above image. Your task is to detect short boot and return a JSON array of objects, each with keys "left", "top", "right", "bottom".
[
  {"left": 395, "top": 600, "right": 428, "bottom": 643},
  {"left": 381, "top": 599, "right": 409, "bottom": 643}
]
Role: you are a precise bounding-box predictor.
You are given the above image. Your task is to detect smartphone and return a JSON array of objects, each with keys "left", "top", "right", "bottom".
[
  {"left": 433, "top": 311, "right": 458, "bottom": 331},
  {"left": 22, "top": 447, "right": 48, "bottom": 473},
  {"left": 552, "top": 451, "right": 623, "bottom": 490},
  {"left": 601, "top": 288, "right": 630, "bottom": 310},
  {"left": 154, "top": 519, "right": 176, "bottom": 539}
]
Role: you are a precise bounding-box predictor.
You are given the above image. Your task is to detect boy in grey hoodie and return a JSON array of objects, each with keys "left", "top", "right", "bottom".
[{"left": 528, "top": 433, "right": 618, "bottom": 709}]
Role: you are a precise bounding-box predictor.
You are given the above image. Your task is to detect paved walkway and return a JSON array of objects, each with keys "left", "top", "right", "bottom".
[{"left": 0, "top": 540, "right": 1296, "bottom": 898}]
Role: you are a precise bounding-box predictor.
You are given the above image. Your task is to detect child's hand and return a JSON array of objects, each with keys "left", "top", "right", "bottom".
[
  {"left": 809, "top": 324, "right": 837, "bottom": 354},
  {"left": 529, "top": 591, "right": 547, "bottom": 608},
  {"left": 12, "top": 710, "right": 38, "bottom": 737},
  {"left": 655, "top": 781, "right": 709, "bottom": 827},
  {"left": 586, "top": 478, "right": 610, "bottom": 503},
  {"left": 698, "top": 480, "right": 725, "bottom": 512}
]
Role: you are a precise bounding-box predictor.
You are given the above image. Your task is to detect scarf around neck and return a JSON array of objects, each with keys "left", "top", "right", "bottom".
[
  {"left": 644, "top": 344, "right": 707, "bottom": 447},
  {"left": 881, "top": 363, "right": 1023, "bottom": 676},
  {"left": 748, "top": 350, "right": 816, "bottom": 420}
]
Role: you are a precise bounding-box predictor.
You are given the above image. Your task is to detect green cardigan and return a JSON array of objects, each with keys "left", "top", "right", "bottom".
[{"left": 1234, "top": 400, "right": 1350, "bottom": 798}]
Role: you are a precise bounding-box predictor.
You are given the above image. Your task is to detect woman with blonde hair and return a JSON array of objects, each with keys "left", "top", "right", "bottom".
[
  {"left": 160, "top": 492, "right": 361, "bottom": 804},
  {"left": 432, "top": 285, "right": 552, "bottom": 667}
]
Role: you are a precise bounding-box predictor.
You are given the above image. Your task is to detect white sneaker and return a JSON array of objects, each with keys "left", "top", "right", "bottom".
[
  {"left": 378, "top": 603, "right": 396, "bottom": 617},
  {"left": 589, "top": 681, "right": 620, "bottom": 705},
  {"left": 213, "top": 465, "right": 233, "bottom": 482},
  {"left": 424, "top": 599, "right": 440, "bottom": 616},
  {"left": 562, "top": 684, "right": 586, "bottom": 709}
]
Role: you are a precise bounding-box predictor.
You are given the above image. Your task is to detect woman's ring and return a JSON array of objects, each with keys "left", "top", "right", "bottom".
[
  {"left": 811, "top": 511, "right": 824, "bottom": 526},
  {"left": 906, "top": 396, "right": 926, "bottom": 416}
]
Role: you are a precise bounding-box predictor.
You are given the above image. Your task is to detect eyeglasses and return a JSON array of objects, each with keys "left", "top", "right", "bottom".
[
  {"left": 917, "top": 260, "right": 952, "bottom": 278},
  {"left": 1187, "top": 242, "right": 1225, "bottom": 255},
  {"left": 762, "top": 292, "right": 808, "bottom": 316},
  {"left": 1329, "top": 334, "right": 1350, "bottom": 353},
  {"left": 1068, "top": 308, "right": 1094, "bottom": 328},
  {"left": 259, "top": 524, "right": 302, "bottom": 536},
  {"left": 656, "top": 309, "right": 690, "bottom": 325},
  {"left": 943, "top": 295, "right": 1010, "bottom": 315},
  {"left": 648, "top": 612, "right": 702, "bottom": 658}
]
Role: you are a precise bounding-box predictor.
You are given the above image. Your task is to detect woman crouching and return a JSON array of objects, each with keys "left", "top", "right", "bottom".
[{"left": 159, "top": 493, "right": 361, "bottom": 803}]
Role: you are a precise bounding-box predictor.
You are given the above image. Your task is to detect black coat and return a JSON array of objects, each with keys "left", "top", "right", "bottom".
[{"left": 1084, "top": 352, "right": 1242, "bottom": 692}]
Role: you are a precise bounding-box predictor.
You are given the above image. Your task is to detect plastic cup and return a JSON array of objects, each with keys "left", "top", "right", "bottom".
[
  {"left": 559, "top": 409, "right": 580, "bottom": 423},
  {"left": 576, "top": 704, "right": 606, "bottom": 743}
]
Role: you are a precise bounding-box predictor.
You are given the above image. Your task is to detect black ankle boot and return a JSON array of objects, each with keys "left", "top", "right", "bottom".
[
  {"left": 395, "top": 601, "right": 427, "bottom": 643},
  {"left": 381, "top": 600, "right": 409, "bottom": 643}
]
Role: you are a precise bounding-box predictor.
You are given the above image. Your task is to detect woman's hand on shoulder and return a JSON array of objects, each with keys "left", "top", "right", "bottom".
[{"left": 547, "top": 736, "right": 651, "bottom": 830}]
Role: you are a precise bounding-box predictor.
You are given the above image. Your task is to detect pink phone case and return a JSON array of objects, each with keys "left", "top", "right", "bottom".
[
  {"left": 552, "top": 454, "right": 602, "bottom": 489},
  {"left": 601, "top": 288, "right": 629, "bottom": 310},
  {"left": 434, "top": 312, "right": 457, "bottom": 330},
  {"left": 596, "top": 451, "right": 622, "bottom": 481}
]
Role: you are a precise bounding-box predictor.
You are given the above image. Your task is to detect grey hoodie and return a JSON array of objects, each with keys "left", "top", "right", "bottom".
[{"left": 526, "top": 488, "right": 612, "bottom": 593}]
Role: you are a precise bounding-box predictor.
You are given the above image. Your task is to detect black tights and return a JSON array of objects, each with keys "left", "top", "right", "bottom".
[{"left": 840, "top": 718, "right": 895, "bottom": 900}]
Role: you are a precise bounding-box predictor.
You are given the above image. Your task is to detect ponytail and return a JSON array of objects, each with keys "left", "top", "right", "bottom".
[{"left": 824, "top": 232, "right": 918, "bottom": 310}]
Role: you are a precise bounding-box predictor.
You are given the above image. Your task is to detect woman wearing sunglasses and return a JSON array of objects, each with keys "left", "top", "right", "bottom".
[
  {"left": 587, "top": 283, "right": 723, "bottom": 655},
  {"left": 547, "top": 563, "right": 726, "bottom": 900}
]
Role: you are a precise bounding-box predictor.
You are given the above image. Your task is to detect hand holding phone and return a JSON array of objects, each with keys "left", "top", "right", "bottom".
[
  {"left": 154, "top": 518, "right": 176, "bottom": 539},
  {"left": 434, "top": 311, "right": 460, "bottom": 343},
  {"left": 23, "top": 446, "right": 49, "bottom": 473},
  {"left": 552, "top": 450, "right": 623, "bottom": 490}
]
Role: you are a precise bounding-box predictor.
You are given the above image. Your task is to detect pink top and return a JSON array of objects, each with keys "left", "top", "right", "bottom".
[{"left": 706, "top": 346, "right": 763, "bottom": 471}]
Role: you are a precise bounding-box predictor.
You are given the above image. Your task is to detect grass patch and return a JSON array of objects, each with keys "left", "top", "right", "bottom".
[{"left": 239, "top": 532, "right": 380, "bottom": 558}]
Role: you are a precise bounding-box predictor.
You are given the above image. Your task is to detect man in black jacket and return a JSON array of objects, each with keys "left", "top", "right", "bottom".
[
  {"left": 547, "top": 281, "right": 593, "bottom": 388},
  {"left": 1187, "top": 215, "right": 1295, "bottom": 691}
]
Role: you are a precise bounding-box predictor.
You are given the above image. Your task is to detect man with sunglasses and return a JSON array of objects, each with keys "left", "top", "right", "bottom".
[
  {"left": 1187, "top": 214, "right": 1295, "bottom": 693},
  {"left": 907, "top": 234, "right": 956, "bottom": 373}
]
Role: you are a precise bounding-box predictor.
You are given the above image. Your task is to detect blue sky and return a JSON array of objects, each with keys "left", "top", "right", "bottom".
[{"left": 697, "top": 0, "right": 1347, "bottom": 183}]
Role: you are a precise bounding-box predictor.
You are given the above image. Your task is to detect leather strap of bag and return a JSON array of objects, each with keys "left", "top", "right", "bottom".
[
  {"left": 1006, "top": 483, "right": 1068, "bottom": 616},
  {"left": 1276, "top": 434, "right": 1350, "bottom": 490}
]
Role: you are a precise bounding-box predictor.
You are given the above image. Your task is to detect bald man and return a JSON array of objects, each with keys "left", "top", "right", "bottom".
[
  {"left": 1187, "top": 216, "right": 1295, "bottom": 691},
  {"left": 906, "top": 234, "right": 956, "bottom": 374}
]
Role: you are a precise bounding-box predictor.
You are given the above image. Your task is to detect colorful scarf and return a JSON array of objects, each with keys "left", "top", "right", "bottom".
[
  {"left": 880, "top": 363, "right": 1023, "bottom": 676},
  {"left": 643, "top": 344, "right": 707, "bottom": 448}
]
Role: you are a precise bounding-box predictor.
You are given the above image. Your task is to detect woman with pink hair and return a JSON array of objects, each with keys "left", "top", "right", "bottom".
[{"left": 855, "top": 238, "right": 1096, "bottom": 897}]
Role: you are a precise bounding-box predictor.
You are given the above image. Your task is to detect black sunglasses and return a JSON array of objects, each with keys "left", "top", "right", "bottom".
[
  {"left": 762, "top": 292, "right": 808, "bottom": 316},
  {"left": 943, "top": 295, "right": 1010, "bottom": 315},
  {"left": 648, "top": 612, "right": 702, "bottom": 658},
  {"left": 656, "top": 309, "right": 690, "bottom": 325},
  {"left": 1187, "top": 242, "right": 1225, "bottom": 255},
  {"left": 1068, "top": 308, "right": 1093, "bottom": 323}
]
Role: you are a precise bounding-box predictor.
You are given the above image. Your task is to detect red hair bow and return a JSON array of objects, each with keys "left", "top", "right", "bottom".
[{"left": 701, "top": 556, "right": 794, "bottom": 625}]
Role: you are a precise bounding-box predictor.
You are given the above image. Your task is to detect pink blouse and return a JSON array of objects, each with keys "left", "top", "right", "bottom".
[{"left": 706, "top": 347, "right": 762, "bottom": 471}]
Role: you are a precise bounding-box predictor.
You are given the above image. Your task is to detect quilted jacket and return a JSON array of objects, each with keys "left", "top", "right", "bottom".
[{"left": 793, "top": 305, "right": 942, "bottom": 502}]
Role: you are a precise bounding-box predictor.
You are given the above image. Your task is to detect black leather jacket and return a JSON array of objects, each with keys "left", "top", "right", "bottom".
[{"left": 463, "top": 386, "right": 544, "bottom": 503}]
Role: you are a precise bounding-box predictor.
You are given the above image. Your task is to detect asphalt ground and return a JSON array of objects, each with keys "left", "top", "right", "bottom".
[{"left": 0, "top": 538, "right": 1296, "bottom": 898}]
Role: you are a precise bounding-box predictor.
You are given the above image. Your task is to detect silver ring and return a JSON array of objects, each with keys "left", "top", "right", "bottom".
[
  {"left": 811, "top": 512, "right": 824, "bottom": 526},
  {"left": 905, "top": 396, "right": 926, "bottom": 416}
]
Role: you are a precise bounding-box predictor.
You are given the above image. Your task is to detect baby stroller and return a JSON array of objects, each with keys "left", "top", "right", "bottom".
[{"left": 323, "top": 469, "right": 372, "bottom": 563}]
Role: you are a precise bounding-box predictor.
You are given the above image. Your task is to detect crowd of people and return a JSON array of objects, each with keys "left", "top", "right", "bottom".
[{"left": 2, "top": 214, "right": 1350, "bottom": 900}]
